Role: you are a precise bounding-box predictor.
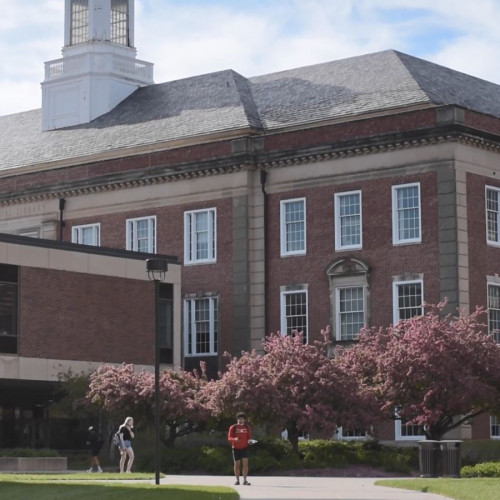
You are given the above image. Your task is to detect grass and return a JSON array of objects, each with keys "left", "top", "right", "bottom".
[
  {"left": 377, "top": 478, "right": 500, "bottom": 500},
  {"left": 0, "top": 474, "right": 238, "bottom": 500}
]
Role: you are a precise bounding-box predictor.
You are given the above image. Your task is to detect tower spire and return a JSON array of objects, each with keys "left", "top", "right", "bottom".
[{"left": 41, "top": 0, "right": 153, "bottom": 131}]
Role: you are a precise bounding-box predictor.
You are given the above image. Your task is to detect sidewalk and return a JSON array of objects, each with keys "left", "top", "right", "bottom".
[{"left": 161, "top": 475, "right": 449, "bottom": 500}]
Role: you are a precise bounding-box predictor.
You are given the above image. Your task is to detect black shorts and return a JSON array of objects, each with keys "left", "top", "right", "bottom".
[
  {"left": 90, "top": 448, "right": 100, "bottom": 457},
  {"left": 232, "top": 448, "right": 248, "bottom": 461}
]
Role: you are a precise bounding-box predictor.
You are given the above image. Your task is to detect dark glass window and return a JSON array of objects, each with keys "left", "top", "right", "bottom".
[{"left": 0, "top": 264, "right": 18, "bottom": 354}]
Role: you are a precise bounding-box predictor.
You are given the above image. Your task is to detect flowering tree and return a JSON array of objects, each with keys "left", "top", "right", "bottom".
[
  {"left": 87, "top": 363, "right": 210, "bottom": 446},
  {"left": 338, "top": 302, "right": 500, "bottom": 440},
  {"left": 208, "top": 329, "right": 371, "bottom": 454}
]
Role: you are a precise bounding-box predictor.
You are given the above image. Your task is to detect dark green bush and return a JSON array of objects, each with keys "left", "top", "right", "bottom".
[
  {"left": 461, "top": 461, "right": 500, "bottom": 478},
  {"left": 461, "top": 440, "right": 500, "bottom": 466},
  {"left": 134, "top": 439, "right": 418, "bottom": 475}
]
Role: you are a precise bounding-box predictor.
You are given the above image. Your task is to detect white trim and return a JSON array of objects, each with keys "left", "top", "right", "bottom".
[
  {"left": 335, "top": 426, "right": 368, "bottom": 440},
  {"left": 392, "top": 183, "right": 421, "bottom": 245},
  {"left": 335, "top": 285, "right": 365, "bottom": 341},
  {"left": 71, "top": 222, "right": 101, "bottom": 246},
  {"left": 184, "top": 208, "right": 217, "bottom": 265},
  {"left": 280, "top": 198, "right": 306, "bottom": 256},
  {"left": 486, "top": 185, "right": 500, "bottom": 247},
  {"left": 392, "top": 278, "right": 424, "bottom": 326},
  {"left": 183, "top": 296, "right": 218, "bottom": 357},
  {"left": 280, "top": 287, "right": 309, "bottom": 342},
  {"left": 126, "top": 216, "right": 156, "bottom": 253},
  {"left": 334, "top": 190, "right": 362, "bottom": 250},
  {"left": 395, "top": 408, "right": 425, "bottom": 441}
]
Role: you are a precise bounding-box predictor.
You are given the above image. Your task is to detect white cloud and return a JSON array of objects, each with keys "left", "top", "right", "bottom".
[{"left": 0, "top": 0, "right": 499, "bottom": 116}]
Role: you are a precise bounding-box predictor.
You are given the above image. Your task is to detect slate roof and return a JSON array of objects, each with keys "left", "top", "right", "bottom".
[{"left": 1, "top": 49, "right": 499, "bottom": 172}]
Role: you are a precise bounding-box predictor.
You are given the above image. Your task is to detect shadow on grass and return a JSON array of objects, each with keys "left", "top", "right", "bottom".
[{"left": 0, "top": 481, "right": 238, "bottom": 500}]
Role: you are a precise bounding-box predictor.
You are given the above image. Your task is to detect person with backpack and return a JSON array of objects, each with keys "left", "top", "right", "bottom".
[
  {"left": 86, "top": 426, "right": 103, "bottom": 473},
  {"left": 228, "top": 412, "right": 253, "bottom": 485}
]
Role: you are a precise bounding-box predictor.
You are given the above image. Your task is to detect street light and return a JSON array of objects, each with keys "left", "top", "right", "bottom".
[{"left": 146, "top": 258, "right": 168, "bottom": 485}]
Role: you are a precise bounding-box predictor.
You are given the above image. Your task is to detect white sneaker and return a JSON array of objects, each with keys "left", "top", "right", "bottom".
[
  {"left": 97, "top": 467, "right": 103, "bottom": 473},
  {"left": 86, "top": 468, "right": 93, "bottom": 473}
]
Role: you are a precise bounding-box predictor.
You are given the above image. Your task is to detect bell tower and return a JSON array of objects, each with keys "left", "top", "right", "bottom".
[{"left": 41, "top": 0, "right": 154, "bottom": 131}]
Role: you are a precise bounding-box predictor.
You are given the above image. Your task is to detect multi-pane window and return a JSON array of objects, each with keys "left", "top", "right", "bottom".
[
  {"left": 335, "top": 191, "right": 362, "bottom": 250},
  {"left": 392, "top": 183, "right": 421, "bottom": 244},
  {"left": 280, "top": 289, "right": 308, "bottom": 342},
  {"left": 280, "top": 198, "right": 306, "bottom": 256},
  {"left": 126, "top": 216, "right": 156, "bottom": 253},
  {"left": 111, "top": 0, "right": 129, "bottom": 45},
  {"left": 72, "top": 223, "right": 100, "bottom": 246},
  {"left": 486, "top": 186, "right": 500, "bottom": 245},
  {"left": 491, "top": 416, "right": 500, "bottom": 438},
  {"left": 337, "top": 427, "right": 367, "bottom": 440},
  {"left": 393, "top": 280, "right": 423, "bottom": 324},
  {"left": 184, "top": 209, "right": 216, "bottom": 264},
  {"left": 395, "top": 408, "right": 425, "bottom": 440},
  {"left": 184, "top": 297, "right": 218, "bottom": 356},
  {"left": 0, "top": 264, "right": 18, "bottom": 355},
  {"left": 70, "top": 0, "right": 89, "bottom": 45},
  {"left": 488, "top": 284, "right": 500, "bottom": 342},
  {"left": 336, "top": 286, "right": 365, "bottom": 340}
]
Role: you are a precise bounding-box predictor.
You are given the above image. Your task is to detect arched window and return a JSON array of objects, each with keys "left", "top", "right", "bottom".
[{"left": 326, "top": 258, "right": 370, "bottom": 341}]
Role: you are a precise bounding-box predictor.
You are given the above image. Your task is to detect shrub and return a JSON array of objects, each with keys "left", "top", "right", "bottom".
[
  {"left": 461, "top": 440, "right": 500, "bottom": 466},
  {"left": 461, "top": 461, "right": 500, "bottom": 478}
]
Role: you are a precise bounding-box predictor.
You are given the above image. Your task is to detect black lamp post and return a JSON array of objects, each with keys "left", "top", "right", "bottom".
[{"left": 146, "top": 258, "right": 168, "bottom": 485}]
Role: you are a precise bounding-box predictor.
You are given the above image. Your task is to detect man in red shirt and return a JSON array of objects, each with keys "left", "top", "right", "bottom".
[{"left": 228, "top": 412, "right": 252, "bottom": 485}]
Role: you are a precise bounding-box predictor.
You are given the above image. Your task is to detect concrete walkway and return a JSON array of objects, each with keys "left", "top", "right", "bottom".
[{"left": 161, "top": 475, "right": 449, "bottom": 500}]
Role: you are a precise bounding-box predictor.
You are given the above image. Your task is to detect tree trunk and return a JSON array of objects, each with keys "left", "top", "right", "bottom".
[{"left": 286, "top": 423, "right": 300, "bottom": 456}]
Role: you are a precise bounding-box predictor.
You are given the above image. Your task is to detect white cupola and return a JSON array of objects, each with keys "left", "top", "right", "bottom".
[{"left": 41, "top": 0, "right": 154, "bottom": 131}]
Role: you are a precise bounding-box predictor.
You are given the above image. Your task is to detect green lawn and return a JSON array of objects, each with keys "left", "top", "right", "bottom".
[
  {"left": 377, "top": 478, "right": 500, "bottom": 500},
  {"left": 0, "top": 475, "right": 238, "bottom": 500}
]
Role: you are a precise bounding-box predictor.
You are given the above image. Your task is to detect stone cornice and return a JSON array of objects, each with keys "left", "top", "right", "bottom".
[{"left": 0, "top": 128, "right": 499, "bottom": 207}]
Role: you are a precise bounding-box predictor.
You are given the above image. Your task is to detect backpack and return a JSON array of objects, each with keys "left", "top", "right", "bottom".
[{"left": 112, "top": 431, "right": 121, "bottom": 448}]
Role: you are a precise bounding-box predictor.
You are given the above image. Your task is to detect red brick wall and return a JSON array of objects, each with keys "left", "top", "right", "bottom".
[
  {"left": 467, "top": 172, "right": 500, "bottom": 309},
  {"left": 19, "top": 267, "right": 155, "bottom": 364},
  {"left": 64, "top": 197, "right": 235, "bottom": 355},
  {"left": 266, "top": 171, "right": 441, "bottom": 341}
]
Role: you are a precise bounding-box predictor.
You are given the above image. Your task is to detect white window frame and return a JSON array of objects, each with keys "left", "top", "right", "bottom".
[
  {"left": 72, "top": 223, "right": 100, "bottom": 246},
  {"left": 487, "top": 281, "right": 500, "bottom": 342},
  {"left": 392, "top": 183, "right": 421, "bottom": 245},
  {"left": 486, "top": 186, "right": 500, "bottom": 246},
  {"left": 280, "top": 287, "right": 308, "bottom": 342},
  {"left": 183, "top": 297, "right": 218, "bottom": 357},
  {"left": 335, "top": 285, "right": 366, "bottom": 341},
  {"left": 184, "top": 208, "right": 217, "bottom": 265},
  {"left": 491, "top": 415, "right": 500, "bottom": 439},
  {"left": 126, "top": 216, "right": 156, "bottom": 253},
  {"left": 280, "top": 198, "right": 306, "bottom": 256},
  {"left": 395, "top": 416, "right": 425, "bottom": 441},
  {"left": 335, "top": 427, "right": 368, "bottom": 440},
  {"left": 392, "top": 278, "right": 424, "bottom": 325},
  {"left": 335, "top": 190, "right": 362, "bottom": 250}
]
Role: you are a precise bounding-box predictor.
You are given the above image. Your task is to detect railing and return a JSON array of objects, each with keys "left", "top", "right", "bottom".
[{"left": 45, "top": 53, "right": 153, "bottom": 83}]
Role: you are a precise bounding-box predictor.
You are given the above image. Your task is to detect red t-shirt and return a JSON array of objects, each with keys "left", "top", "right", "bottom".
[{"left": 228, "top": 423, "right": 252, "bottom": 450}]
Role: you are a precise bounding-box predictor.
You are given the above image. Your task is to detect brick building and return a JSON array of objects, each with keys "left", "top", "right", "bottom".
[{"left": 1, "top": 0, "right": 500, "bottom": 443}]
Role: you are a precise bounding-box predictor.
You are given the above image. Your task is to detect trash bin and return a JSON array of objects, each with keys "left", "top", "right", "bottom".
[
  {"left": 439, "top": 440, "right": 462, "bottom": 478},
  {"left": 418, "top": 440, "right": 440, "bottom": 478}
]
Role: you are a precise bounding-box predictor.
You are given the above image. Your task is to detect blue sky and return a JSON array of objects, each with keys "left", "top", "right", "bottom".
[{"left": 0, "top": 0, "right": 499, "bottom": 116}]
